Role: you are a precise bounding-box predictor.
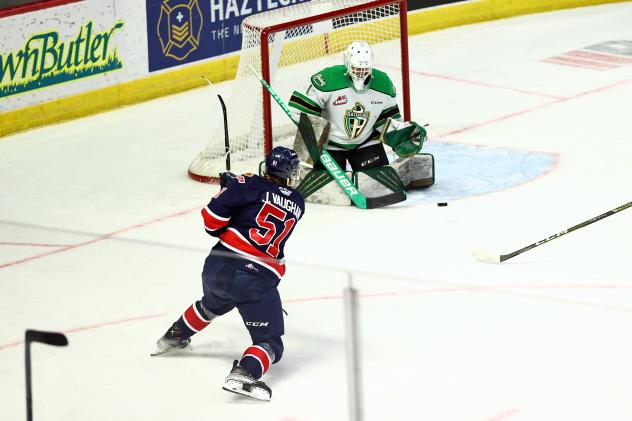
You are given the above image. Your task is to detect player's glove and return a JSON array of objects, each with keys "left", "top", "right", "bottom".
[
  {"left": 219, "top": 171, "right": 237, "bottom": 188},
  {"left": 382, "top": 120, "right": 426, "bottom": 158}
]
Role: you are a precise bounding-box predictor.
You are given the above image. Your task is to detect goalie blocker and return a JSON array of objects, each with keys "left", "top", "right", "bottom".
[{"left": 280, "top": 114, "right": 434, "bottom": 207}]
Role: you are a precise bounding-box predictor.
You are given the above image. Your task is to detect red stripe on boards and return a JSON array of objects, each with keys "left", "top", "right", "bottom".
[{"left": 0, "top": 0, "right": 82, "bottom": 18}]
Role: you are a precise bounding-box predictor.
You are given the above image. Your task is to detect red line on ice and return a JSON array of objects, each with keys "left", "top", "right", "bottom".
[
  {"left": 2, "top": 283, "right": 631, "bottom": 351},
  {"left": 0, "top": 313, "right": 166, "bottom": 351},
  {"left": 544, "top": 55, "right": 617, "bottom": 70},
  {"left": 377, "top": 62, "right": 563, "bottom": 99},
  {"left": 566, "top": 50, "right": 632, "bottom": 64},
  {"left": 482, "top": 408, "right": 522, "bottom": 421},
  {"left": 438, "top": 77, "right": 632, "bottom": 138},
  {"left": 411, "top": 69, "right": 564, "bottom": 99},
  {"left": 542, "top": 58, "right": 607, "bottom": 71},
  {"left": 0, "top": 241, "right": 70, "bottom": 248},
  {"left": 0, "top": 207, "right": 199, "bottom": 270},
  {"left": 285, "top": 283, "right": 632, "bottom": 304}
]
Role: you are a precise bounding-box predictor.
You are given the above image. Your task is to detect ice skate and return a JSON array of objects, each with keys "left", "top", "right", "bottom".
[
  {"left": 222, "top": 360, "right": 272, "bottom": 401},
  {"left": 150, "top": 322, "right": 191, "bottom": 356}
]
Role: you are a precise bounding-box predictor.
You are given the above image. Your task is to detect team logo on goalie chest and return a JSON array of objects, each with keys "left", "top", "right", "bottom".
[{"left": 344, "top": 102, "right": 370, "bottom": 139}]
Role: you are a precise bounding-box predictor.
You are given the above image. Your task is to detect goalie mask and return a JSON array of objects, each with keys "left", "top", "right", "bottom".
[
  {"left": 265, "top": 146, "right": 301, "bottom": 186},
  {"left": 344, "top": 41, "right": 373, "bottom": 92}
]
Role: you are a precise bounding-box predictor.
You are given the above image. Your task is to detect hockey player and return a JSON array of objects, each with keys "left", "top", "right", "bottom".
[
  {"left": 151, "top": 146, "right": 304, "bottom": 402},
  {"left": 288, "top": 40, "right": 434, "bottom": 204}
]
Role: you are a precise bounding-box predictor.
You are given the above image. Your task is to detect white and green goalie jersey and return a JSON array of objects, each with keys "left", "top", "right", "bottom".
[{"left": 288, "top": 65, "right": 401, "bottom": 151}]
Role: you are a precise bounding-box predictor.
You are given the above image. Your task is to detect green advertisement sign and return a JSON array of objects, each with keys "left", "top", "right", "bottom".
[{"left": 0, "top": 20, "right": 124, "bottom": 99}]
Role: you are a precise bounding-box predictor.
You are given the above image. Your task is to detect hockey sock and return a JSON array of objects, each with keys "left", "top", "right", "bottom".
[
  {"left": 176, "top": 301, "right": 214, "bottom": 340},
  {"left": 239, "top": 345, "right": 272, "bottom": 380}
]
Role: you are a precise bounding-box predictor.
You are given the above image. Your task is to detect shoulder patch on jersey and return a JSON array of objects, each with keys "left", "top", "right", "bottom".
[
  {"left": 311, "top": 65, "right": 351, "bottom": 92},
  {"left": 229, "top": 172, "right": 257, "bottom": 188},
  {"left": 312, "top": 73, "right": 326, "bottom": 87},
  {"left": 278, "top": 186, "right": 292, "bottom": 196},
  {"left": 369, "top": 69, "right": 396, "bottom": 97}
]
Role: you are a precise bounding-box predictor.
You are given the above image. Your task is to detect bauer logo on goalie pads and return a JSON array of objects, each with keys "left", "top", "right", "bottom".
[
  {"left": 344, "top": 102, "right": 370, "bottom": 139},
  {"left": 321, "top": 154, "right": 360, "bottom": 195}
]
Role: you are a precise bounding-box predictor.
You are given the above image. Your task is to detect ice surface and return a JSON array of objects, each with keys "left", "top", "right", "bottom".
[{"left": 2, "top": 3, "right": 632, "bottom": 420}]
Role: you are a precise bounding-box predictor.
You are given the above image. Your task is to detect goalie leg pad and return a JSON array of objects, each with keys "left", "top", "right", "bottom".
[
  {"left": 391, "top": 153, "right": 435, "bottom": 189},
  {"left": 293, "top": 114, "right": 330, "bottom": 164},
  {"left": 295, "top": 168, "right": 333, "bottom": 199},
  {"left": 296, "top": 165, "right": 409, "bottom": 207},
  {"left": 355, "top": 166, "right": 406, "bottom": 194},
  {"left": 354, "top": 165, "right": 406, "bottom": 207},
  {"left": 295, "top": 168, "right": 352, "bottom": 206}
]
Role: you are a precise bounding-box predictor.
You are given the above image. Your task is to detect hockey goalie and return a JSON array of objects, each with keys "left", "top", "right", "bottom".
[{"left": 287, "top": 40, "right": 435, "bottom": 206}]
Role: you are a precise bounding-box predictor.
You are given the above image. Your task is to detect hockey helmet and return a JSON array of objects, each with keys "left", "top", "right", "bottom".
[
  {"left": 344, "top": 41, "right": 374, "bottom": 92},
  {"left": 265, "top": 146, "right": 300, "bottom": 183}
]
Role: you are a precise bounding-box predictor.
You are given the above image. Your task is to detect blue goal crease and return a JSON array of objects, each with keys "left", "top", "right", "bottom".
[{"left": 399, "top": 141, "right": 558, "bottom": 205}]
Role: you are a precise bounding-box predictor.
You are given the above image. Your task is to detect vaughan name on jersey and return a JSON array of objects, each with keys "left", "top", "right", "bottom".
[{"left": 201, "top": 174, "right": 305, "bottom": 279}]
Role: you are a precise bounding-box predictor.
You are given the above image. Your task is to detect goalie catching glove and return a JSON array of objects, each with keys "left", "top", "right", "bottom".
[{"left": 381, "top": 119, "right": 427, "bottom": 158}]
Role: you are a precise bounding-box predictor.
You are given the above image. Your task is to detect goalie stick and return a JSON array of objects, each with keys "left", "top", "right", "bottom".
[
  {"left": 202, "top": 76, "right": 231, "bottom": 172},
  {"left": 25, "top": 329, "right": 68, "bottom": 421},
  {"left": 474, "top": 200, "right": 632, "bottom": 263},
  {"left": 247, "top": 66, "right": 404, "bottom": 209}
]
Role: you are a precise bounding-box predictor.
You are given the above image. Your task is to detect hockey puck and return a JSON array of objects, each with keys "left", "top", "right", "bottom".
[{"left": 437, "top": 202, "right": 448, "bottom": 207}]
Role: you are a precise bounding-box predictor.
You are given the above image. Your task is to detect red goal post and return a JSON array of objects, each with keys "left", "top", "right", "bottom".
[{"left": 188, "top": 0, "right": 410, "bottom": 183}]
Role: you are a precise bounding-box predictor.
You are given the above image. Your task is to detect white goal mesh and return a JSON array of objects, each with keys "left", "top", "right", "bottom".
[{"left": 188, "top": 0, "right": 409, "bottom": 182}]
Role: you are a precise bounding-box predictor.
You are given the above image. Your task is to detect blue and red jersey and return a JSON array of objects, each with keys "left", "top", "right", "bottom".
[{"left": 201, "top": 174, "right": 305, "bottom": 279}]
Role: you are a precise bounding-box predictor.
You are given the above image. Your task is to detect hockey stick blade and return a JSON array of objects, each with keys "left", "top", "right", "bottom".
[
  {"left": 473, "top": 249, "right": 502, "bottom": 264},
  {"left": 365, "top": 191, "right": 406, "bottom": 209},
  {"left": 25, "top": 329, "right": 68, "bottom": 346}
]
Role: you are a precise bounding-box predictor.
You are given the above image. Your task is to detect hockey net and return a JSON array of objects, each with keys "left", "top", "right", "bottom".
[{"left": 188, "top": 0, "right": 409, "bottom": 182}]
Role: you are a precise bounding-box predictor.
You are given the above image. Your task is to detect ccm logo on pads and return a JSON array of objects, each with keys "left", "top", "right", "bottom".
[{"left": 245, "top": 321, "right": 269, "bottom": 327}]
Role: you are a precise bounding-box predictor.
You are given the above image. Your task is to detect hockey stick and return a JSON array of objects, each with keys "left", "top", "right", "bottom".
[
  {"left": 246, "top": 65, "right": 369, "bottom": 209},
  {"left": 25, "top": 329, "right": 68, "bottom": 421},
  {"left": 202, "top": 76, "right": 231, "bottom": 171},
  {"left": 474, "top": 200, "right": 632, "bottom": 263}
]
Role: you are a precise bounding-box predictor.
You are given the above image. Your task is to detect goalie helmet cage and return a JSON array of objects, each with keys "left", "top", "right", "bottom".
[{"left": 188, "top": 0, "right": 410, "bottom": 183}]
